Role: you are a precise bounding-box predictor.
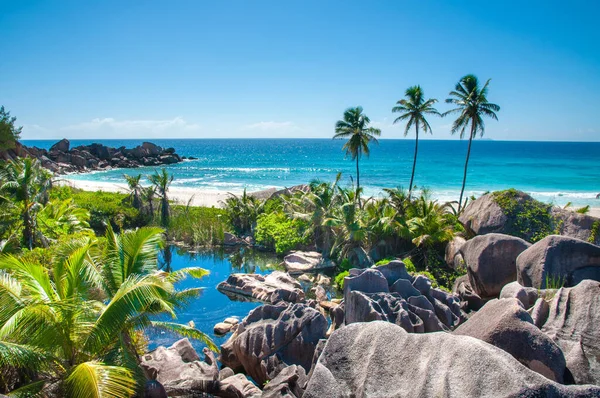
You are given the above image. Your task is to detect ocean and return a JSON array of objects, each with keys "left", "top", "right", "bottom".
[{"left": 22, "top": 139, "right": 600, "bottom": 207}]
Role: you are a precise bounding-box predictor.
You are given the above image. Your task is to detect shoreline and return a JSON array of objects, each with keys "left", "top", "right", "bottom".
[{"left": 59, "top": 178, "right": 600, "bottom": 217}]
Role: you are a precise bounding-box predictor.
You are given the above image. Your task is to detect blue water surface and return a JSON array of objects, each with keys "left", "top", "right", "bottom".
[{"left": 23, "top": 139, "right": 600, "bottom": 206}]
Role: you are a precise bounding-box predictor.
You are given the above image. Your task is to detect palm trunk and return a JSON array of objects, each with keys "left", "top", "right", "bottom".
[
  {"left": 356, "top": 155, "right": 361, "bottom": 209},
  {"left": 161, "top": 195, "right": 170, "bottom": 227},
  {"left": 458, "top": 123, "right": 476, "bottom": 213},
  {"left": 408, "top": 125, "right": 419, "bottom": 200},
  {"left": 22, "top": 206, "right": 33, "bottom": 250}
]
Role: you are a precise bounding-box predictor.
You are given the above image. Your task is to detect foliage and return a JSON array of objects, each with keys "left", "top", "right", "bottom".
[
  {"left": 492, "top": 189, "right": 555, "bottom": 242},
  {"left": 375, "top": 257, "right": 394, "bottom": 266},
  {"left": 576, "top": 205, "right": 590, "bottom": 214},
  {"left": 333, "top": 107, "right": 381, "bottom": 206},
  {"left": 0, "top": 106, "right": 22, "bottom": 150},
  {"left": 168, "top": 204, "right": 227, "bottom": 247},
  {"left": 590, "top": 221, "right": 600, "bottom": 244},
  {"left": 69, "top": 188, "right": 144, "bottom": 233},
  {"left": 392, "top": 86, "right": 440, "bottom": 197},
  {"left": 148, "top": 168, "right": 173, "bottom": 228},
  {"left": 223, "top": 189, "right": 265, "bottom": 236},
  {"left": 444, "top": 74, "right": 500, "bottom": 211},
  {"left": 402, "top": 257, "right": 416, "bottom": 274},
  {"left": 0, "top": 227, "right": 213, "bottom": 396},
  {"left": 37, "top": 198, "right": 93, "bottom": 242},
  {"left": 0, "top": 158, "right": 53, "bottom": 249},
  {"left": 544, "top": 273, "right": 565, "bottom": 290},
  {"left": 254, "top": 212, "right": 309, "bottom": 254},
  {"left": 334, "top": 270, "right": 349, "bottom": 291}
]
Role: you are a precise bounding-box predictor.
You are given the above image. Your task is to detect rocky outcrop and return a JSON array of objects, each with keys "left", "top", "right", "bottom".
[
  {"left": 140, "top": 338, "right": 219, "bottom": 396},
  {"left": 516, "top": 235, "right": 600, "bottom": 288},
  {"left": 460, "top": 233, "right": 531, "bottom": 298},
  {"left": 283, "top": 251, "right": 335, "bottom": 274},
  {"left": 217, "top": 271, "right": 305, "bottom": 304},
  {"left": 445, "top": 236, "right": 466, "bottom": 270},
  {"left": 541, "top": 280, "right": 600, "bottom": 385},
  {"left": 261, "top": 365, "right": 308, "bottom": 398},
  {"left": 3, "top": 138, "right": 183, "bottom": 174},
  {"left": 499, "top": 281, "right": 540, "bottom": 308},
  {"left": 460, "top": 190, "right": 600, "bottom": 245},
  {"left": 343, "top": 268, "right": 464, "bottom": 331},
  {"left": 220, "top": 303, "right": 327, "bottom": 385},
  {"left": 373, "top": 260, "right": 414, "bottom": 286},
  {"left": 452, "top": 274, "right": 484, "bottom": 312},
  {"left": 304, "top": 321, "right": 600, "bottom": 398},
  {"left": 454, "top": 298, "right": 567, "bottom": 382}
]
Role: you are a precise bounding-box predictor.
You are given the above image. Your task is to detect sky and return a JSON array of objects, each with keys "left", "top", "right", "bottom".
[{"left": 1, "top": 1, "right": 599, "bottom": 141}]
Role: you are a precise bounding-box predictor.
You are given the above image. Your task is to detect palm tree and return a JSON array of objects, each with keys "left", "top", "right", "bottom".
[
  {"left": 392, "top": 86, "right": 439, "bottom": 199},
  {"left": 124, "top": 174, "right": 143, "bottom": 210},
  {"left": 0, "top": 227, "right": 213, "bottom": 397},
  {"left": 333, "top": 107, "right": 381, "bottom": 207},
  {"left": 0, "top": 158, "right": 52, "bottom": 249},
  {"left": 444, "top": 75, "right": 500, "bottom": 211},
  {"left": 222, "top": 189, "right": 264, "bottom": 235},
  {"left": 148, "top": 168, "right": 173, "bottom": 227},
  {"left": 141, "top": 185, "right": 156, "bottom": 218}
]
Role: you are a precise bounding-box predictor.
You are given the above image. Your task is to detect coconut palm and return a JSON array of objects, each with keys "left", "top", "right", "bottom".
[
  {"left": 333, "top": 107, "right": 381, "bottom": 207},
  {"left": 148, "top": 168, "right": 173, "bottom": 227},
  {"left": 392, "top": 86, "right": 440, "bottom": 198},
  {"left": 222, "top": 189, "right": 265, "bottom": 235},
  {"left": 0, "top": 227, "right": 213, "bottom": 397},
  {"left": 141, "top": 185, "right": 156, "bottom": 218},
  {"left": 0, "top": 158, "right": 52, "bottom": 249},
  {"left": 124, "top": 174, "right": 143, "bottom": 210},
  {"left": 444, "top": 75, "right": 500, "bottom": 211}
]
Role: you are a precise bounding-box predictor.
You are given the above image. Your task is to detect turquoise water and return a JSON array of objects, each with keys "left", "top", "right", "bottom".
[
  {"left": 146, "top": 246, "right": 280, "bottom": 351},
  {"left": 23, "top": 139, "right": 600, "bottom": 206}
]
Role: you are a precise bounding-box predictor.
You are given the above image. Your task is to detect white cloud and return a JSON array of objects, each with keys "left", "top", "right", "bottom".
[
  {"left": 22, "top": 117, "right": 202, "bottom": 139},
  {"left": 241, "top": 121, "right": 300, "bottom": 132}
]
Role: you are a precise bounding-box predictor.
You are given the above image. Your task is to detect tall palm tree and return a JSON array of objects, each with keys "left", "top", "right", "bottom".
[
  {"left": 0, "top": 227, "right": 213, "bottom": 397},
  {"left": 123, "top": 174, "right": 143, "bottom": 210},
  {"left": 444, "top": 74, "right": 500, "bottom": 211},
  {"left": 148, "top": 168, "right": 173, "bottom": 227},
  {"left": 0, "top": 158, "right": 52, "bottom": 249},
  {"left": 333, "top": 107, "right": 381, "bottom": 207},
  {"left": 392, "top": 86, "right": 439, "bottom": 199}
]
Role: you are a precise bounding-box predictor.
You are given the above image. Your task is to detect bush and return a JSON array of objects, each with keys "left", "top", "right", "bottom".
[
  {"left": 69, "top": 189, "right": 146, "bottom": 233},
  {"left": 375, "top": 257, "right": 395, "bottom": 266},
  {"left": 168, "top": 205, "right": 228, "bottom": 246},
  {"left": 334, "top": 270, "right": 349, "bottom": 290},
  {"left": 254, "top": 212, "right": 309, "bottom": 254},
  {"left": 338, "top": 258, "right": 352, "bottom": 271},
  {"left": 402, "top": 257, "right": 417, "bottom": 274}
]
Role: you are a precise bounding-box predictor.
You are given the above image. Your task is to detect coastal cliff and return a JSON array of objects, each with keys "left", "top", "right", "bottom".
[{"left": 0, "top": 138, "right": 185, "bottom": 174}]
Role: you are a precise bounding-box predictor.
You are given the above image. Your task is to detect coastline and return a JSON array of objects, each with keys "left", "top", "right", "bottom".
[{"left": 59, "top": 177, "right": 600, "bottom": 218}]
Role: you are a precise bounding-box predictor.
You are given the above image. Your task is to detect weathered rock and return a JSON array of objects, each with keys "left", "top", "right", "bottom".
[
  {"left": 214, "top": 322, "right": 234, "bottom": 335},
  {"left": 454, "top": 298, "right": 567, "bottom": 382},
  {"left": 347, "top": 246, "right": 373, "bottom": 268},
  {"left": 143, "top": 380, "right": 167, "bottom": 398},
  {"left": 460, "top": 233, "right": 531, "bottom": 298},
  {"left": 530, "top": 297, "right": 550, "bottom": 328},
  {"left": 459, "top": 192, "right": 509, "bottom": 235},
  {"left": 412, "top": 275, "right": 431, "bottom": 295},
  {"left": 283, "top": 251, "right": 335, "bottom": 274},
  {"left": 217, "top": 271, "right": 305, "bottom": 304},
  {"left": 499, "top": 281, "right": 539, "bottom": 309},
  {"left": 262, "top": 365, "right": 308, "bottom": 398},
  {"left": 452, "top": 274, "right": 484, "bottom": 311},
  {"left": 50, "top": 138, "right": 70, "bottom": 152},
  {"left": 218, "top": 373, "right": 261, "bottom": 398},
  {"left": 140, "top": 339, "right": 219, "bottom": 396},
  {"left": 142, "top": 141, "right": 162, "bottom": 156},
  {"left": 224, "top": 232, "right": 245, "bottom": 246},
  {"left": 343, "top": 268, "right": 389, "bottom": 303},
  {"left": 390, "top": 278, "right": 420, "bottom": 298},
  {"left": 220, "top": 303, "right": 327, "bottom": 385},
  {"left": 445, "top": 236, "right": 466, "bottom": 270},
  {"left": 517, "top": 235, "right": 600, "bottom": 288},
  {"left": 304, "top": 321, "right": 600, "bottom": 398},
  {"left": 552, "top": 207, "right": 600, "bottom": 245},
  {"left": 372, "top": 260, "right": 413, "bottom": 286},
  {"left": 541, "top": 280, "right": 600, "bottom": 385}
]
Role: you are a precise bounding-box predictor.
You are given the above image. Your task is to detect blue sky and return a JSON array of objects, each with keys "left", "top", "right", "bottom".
[{"left": 1, "top": 1, "right": 599, "bottom": 141}]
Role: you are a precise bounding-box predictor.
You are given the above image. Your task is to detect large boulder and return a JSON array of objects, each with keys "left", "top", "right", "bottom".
[
  {"left": 217, "top": 271, "right": 305, "bottom": 304},
  {"left": 541, "top": 280, "right": 600, "bottom": 385},
  {"left": 459, "top": 192, "right": 509, "bottom": 235},
  {"left": 453, "top": 298, "right": 567, "bottom": 382},
  {"left": 372, "top": 260, "right": 413, "bottom": 286},
  {"left": 283, "top": 251, "right": 335, "bottom": 274},
  {"left": 452, "top": 274, "right": 484, "bottom": 311},
  {"left": 49, "top": 138, "right": 70, "bottom": 153},
  {"left": 499, "top": 281, "right": 539, "bottom": 309},
  {"left": 217, "top": 374, "right": 261, "bottom": 398},
  {"left": 516, "top": 235, "right": 600, "bottom": 289},
  {"left": 140, "top": 339, "right": 219, "bottom": 395},
  {"left": 460, "top": 233, "right": 531, "bottom": 298},
  {"left": 552, "top": 207, "right": 600, "bottom": 246},
  {"left": 142, "top": 141, "right": 163, "bottom": 156},
  {"left": 343, "top": 268, "right": 389, "bottom": 303},
  {"left": 445, "top": 236, "right": 466, "bottom": 270},
  {"left": 304, "top": 321, "right": 600, "bottom": 398},
  {"left": 220, "top": 303, "right": 327, "bottom": 385},
  {"left": 261, "top": 365, "right": 308, "bottom": 398}
]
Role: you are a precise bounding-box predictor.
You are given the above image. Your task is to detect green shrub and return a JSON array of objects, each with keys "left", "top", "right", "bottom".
[
  {"left": 375, "top": 257, "right": 394, "bottom": 266},
  {"left": 492, "top": 189, "right": 555, "bottom": 242},
  {"left": 69, "top": 189, "right": 146, "bottom": 233},
  {"left": 168, "top": 205, "right": 228, "bottom": 246},
  {"left": 334, "top": 270, "right": 349, "bottom": 290},
  {"left": 402, "top": 257, "right": 416, "bottom": 274},
  {"left": 254, "top": 212, "right": 309, "bottom": 254},
  {"left": 338, "top": 258, "right": 352, "bottom": 271}
]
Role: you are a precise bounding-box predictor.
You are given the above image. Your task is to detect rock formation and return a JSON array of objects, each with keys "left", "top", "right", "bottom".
[{"left": 217, "top": 271, "right": 305, "bottom": 304}]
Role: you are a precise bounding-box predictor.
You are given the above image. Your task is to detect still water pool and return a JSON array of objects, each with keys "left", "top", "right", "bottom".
[{"left": 146, "top": 246, "right": 281, "bottom": 351}]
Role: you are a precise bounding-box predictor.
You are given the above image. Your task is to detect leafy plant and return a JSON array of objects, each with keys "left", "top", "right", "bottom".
[
  {"left": 254, "top": 212, "right": 309, "bottom": 254},
  {"left": 334, "top": 270, "right": 349, "bottom": 290}
]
